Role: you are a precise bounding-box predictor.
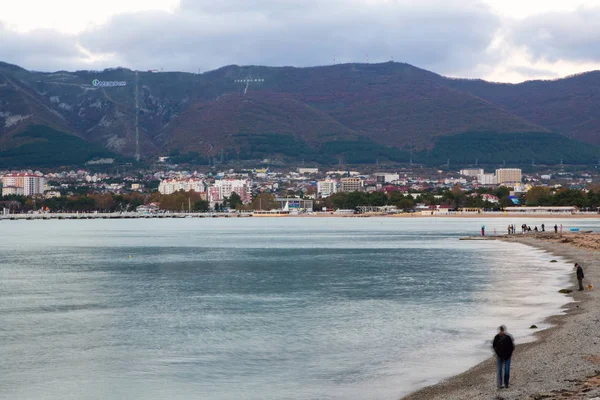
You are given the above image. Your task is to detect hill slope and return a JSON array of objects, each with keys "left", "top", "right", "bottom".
[
  {"left": 443, "top": 72, "right": 600, "bottom": 145},
  {"left": 0, "top": 61, "right": 599, "bottom": 166}
]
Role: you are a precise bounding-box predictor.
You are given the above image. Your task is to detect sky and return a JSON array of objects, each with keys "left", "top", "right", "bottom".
[{"left": 1, "top": 0, "right": 600, "bottom": 83}]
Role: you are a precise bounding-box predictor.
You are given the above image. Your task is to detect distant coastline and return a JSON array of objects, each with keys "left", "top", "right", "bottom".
[{"left": 2, "top": 212, "right": 600, "bottom": 221}]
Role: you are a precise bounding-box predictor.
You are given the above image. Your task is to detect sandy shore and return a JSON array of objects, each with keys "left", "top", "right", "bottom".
[{"left": 403, "top": 232, "right": 600, "bottom": 400}]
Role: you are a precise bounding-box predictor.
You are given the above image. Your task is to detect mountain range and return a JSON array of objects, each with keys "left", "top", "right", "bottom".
[{"left": 1, "top": 60, "right": 599, "bottom": 168}]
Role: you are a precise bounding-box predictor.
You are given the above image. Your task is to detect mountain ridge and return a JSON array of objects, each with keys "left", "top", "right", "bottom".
[{"left": 1, "top": 61, "right": 599, "bottom": 166}]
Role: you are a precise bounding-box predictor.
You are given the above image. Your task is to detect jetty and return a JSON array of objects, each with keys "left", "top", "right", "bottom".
[{"left": 0, "top": 212, "right": 252, "bottom": 221}]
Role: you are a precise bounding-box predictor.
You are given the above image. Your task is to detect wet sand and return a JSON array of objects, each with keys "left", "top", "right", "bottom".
[{"left": 403, "top": 232, "right": 600, "bottom": 400}]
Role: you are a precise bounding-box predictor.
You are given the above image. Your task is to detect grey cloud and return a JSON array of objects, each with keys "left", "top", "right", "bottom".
[
  {"left": 510, "top": 7, "right": 600, "bottom": 63},
  {"left": 0, "top": 23, "right": 88, "bottom": 71},
  {"left": 77, "top": 0, "right": 500, "bottom": 75},
  {"left": 0, "top": 1, "right": 501, "bottom": 75}
]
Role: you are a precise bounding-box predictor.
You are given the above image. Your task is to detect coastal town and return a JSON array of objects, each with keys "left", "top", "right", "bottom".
[{"left": 1, "top": 162, "right": 599, "bottom": 217}]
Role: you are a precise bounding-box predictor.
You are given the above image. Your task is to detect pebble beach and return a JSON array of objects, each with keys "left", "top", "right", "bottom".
[{"left": 404, "top": 232, "right": 600, "bottom": 400}]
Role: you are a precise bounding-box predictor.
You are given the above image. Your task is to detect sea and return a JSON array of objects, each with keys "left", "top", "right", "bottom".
[{"left": 1, "top": 217, "right": 597, "bottom": 400}]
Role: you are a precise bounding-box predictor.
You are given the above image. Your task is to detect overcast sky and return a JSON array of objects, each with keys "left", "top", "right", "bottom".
[{"left": 1, "top": 0, "right": 600, "bottom": 82}]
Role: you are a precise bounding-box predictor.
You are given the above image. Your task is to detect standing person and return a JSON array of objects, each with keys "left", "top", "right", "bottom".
[
  {"left": 481, "top": 225, "right": 485, "bottom": 236},
  {"left": 576, "top": 263, "right": 585, "bottom": 291},
  {"left": 541, "top": 223, "right": 545, "bottom": 232},
  {"left": 507, "top": 224, "right": 511, "bottom": 235},
  {"left": 493, "top": 325, "right": 515, "bottom": 389},
  {"left": 560, "top": 224, "right": 563, "bottom": 233},
  {"left": 554, "top": 224, "right": 558, "bottom": 233}
]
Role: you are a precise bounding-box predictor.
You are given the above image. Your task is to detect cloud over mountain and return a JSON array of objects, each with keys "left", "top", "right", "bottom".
[
  {"left": 4, "top": 0, "right": 500, "bottom": 75},
  {"left": 1, "top": 1, "right": 600, "bottom": 82},
  {"left": 509, "top": 7, "right": 600, "bottom": 63}
]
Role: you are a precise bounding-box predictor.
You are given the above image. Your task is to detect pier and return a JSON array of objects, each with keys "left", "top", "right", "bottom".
[{"left": 0, "top": 212, "right": 252, "bottom": 221}]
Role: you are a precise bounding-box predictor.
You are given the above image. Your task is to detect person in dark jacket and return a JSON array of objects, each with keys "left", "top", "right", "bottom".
[
  {"left": 554, "top": 224, "right": 558, "bottom": 233},
  {"left": 576, "top": 263, "right": 585, "bottom": 291},
  {"left": 493, "top": 325, "right": 515, "bottom": 389}
]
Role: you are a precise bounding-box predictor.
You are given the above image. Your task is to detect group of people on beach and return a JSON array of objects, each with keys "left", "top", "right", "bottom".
[
  {"left": 494, "top": 262, "right": 587, "bottom": 390},
  {"left": 506, "top": 223, "right": 563, "bottom": 235}
]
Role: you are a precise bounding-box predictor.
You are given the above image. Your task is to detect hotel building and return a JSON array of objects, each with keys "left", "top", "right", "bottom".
[{"left": 495, "top": 168, "right": 522, "bottom": 186}]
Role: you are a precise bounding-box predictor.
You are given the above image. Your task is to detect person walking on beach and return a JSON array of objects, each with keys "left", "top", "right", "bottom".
[
  {"left": 493, "top": 325, "right": 515, "bottom": 389},
  {"left": 554, "top": 224, "right": 558, "bottom": 233},
  {"left": 576, "top": 263, "right": 585, "bottom": 291},
  {"left": 541, "top": 223, "right": 545, "bottom": 232},
  {"left": 507, "top": 224, "right": 511, "bottom": 235},
  {"left": 560, "top": 224, "right": 563, "bottom": 233},
  {"left": 481, "top": 225, "right": 485, "bottom": 236}
]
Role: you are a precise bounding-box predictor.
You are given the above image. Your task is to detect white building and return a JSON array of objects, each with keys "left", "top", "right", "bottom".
[
  {"left": 2, "top": 173, "right": 45, "bottom": 196},
  {"left": 158, "top": 178, "right": 206, "bottom": 195},
  {"left": 211, "top": 179, "right": 251, "bottom": 203},
  {"left": 460, "top": 168, "right": 484, "bottom": 177},
  {"left": 326, "top": 170, "right": 360, "bottom": 176},
  {"left": 374, "top": 173, "right": 400, "bottom": 184},
  {"left": 297, "top": 168, "right": 319, "bottom": 174},
  {"left": 1, "top": 186, "right": 24, "bottom": 196},
  {"left": 340, "top": 177, "right": 363, "bottom": 192},
  {"left": 477, "top": 173, "right": 496, "bottom": 185},
  {"left": 317, "top": 180, "right": 338, "bottom": 198}
]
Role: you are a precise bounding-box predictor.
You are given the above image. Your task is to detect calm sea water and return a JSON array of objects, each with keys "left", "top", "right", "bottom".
[{"left": 0, "top": 218, "right": 596, "bottom": 399}]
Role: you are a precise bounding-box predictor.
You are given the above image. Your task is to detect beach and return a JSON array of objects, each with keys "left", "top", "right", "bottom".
[{"left": 404, "top": 232, "right": 600, "bottom": 400}]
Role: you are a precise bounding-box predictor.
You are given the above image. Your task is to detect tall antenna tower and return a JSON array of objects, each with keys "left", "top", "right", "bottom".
[{"left": 134, "top": 71, "right": 140, "bottom": 162}]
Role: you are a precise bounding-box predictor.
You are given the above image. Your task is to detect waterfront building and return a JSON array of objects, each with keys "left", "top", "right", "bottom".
[
  {"left": 317, "top": 180, "right": 337, "bottom": 198},
  {"left": 2, "top": 173, "right": 45, "bottom": 196},
  {"left": 158, "top": 178, "right": 206, "bottom": 195},
  {"left": 276, "top": 198, "right": 314, "bottom": 211},
  {"left": 495, "top": 168, "right": 522, "bottom": 186},
  {"left": 340, "top": 177, "right": 363, "bottom": 192},
  {"left": 212, "top": 179, "right": 251, "bottom": 203}
]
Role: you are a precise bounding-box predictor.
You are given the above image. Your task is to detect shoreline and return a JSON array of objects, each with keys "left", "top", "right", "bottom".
[
  {"left": 2, "top": 213, "right": 600, "bottom": 221},
  {"left": 403, "top": 233, "right": 600, "bottom": 400}
]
